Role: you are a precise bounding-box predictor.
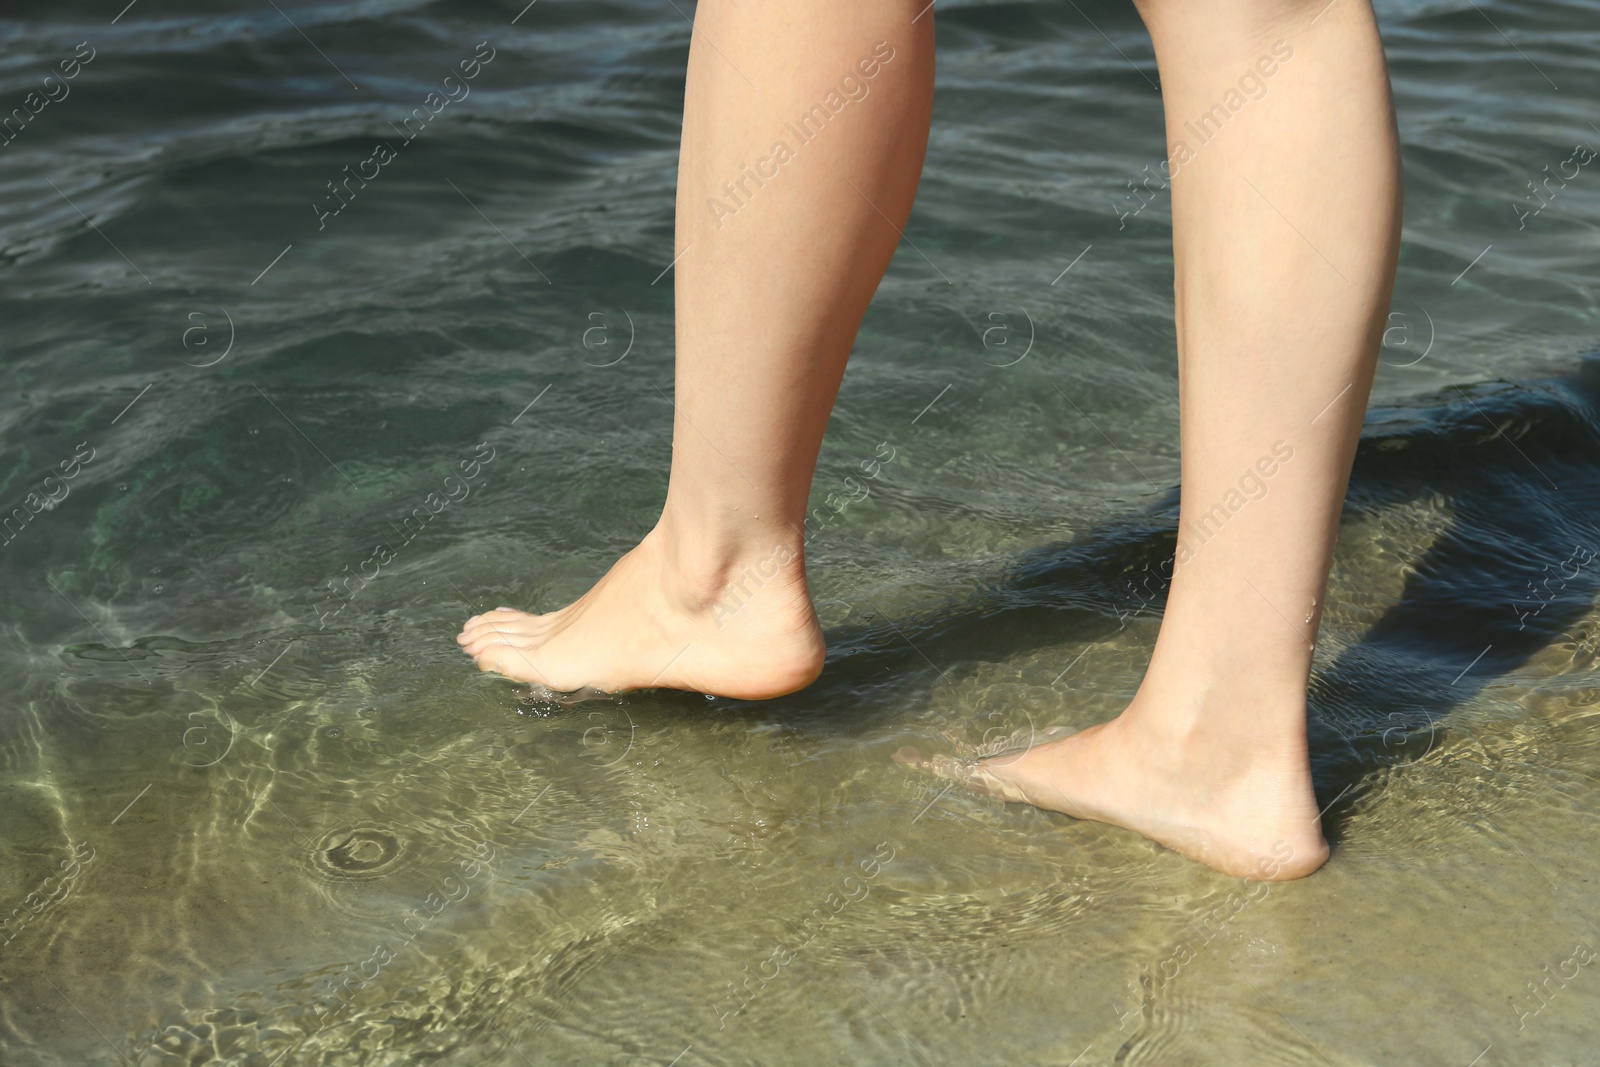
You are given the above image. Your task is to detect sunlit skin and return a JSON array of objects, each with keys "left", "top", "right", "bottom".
[{"left": 459, "top": 0, "right": 1401, "bottom": 880}]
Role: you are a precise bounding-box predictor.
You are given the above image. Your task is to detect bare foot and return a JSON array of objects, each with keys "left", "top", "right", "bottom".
[
  {"left": 456, "top": 527, "right": 825, "bottom": 700},
  {"left": 897, "top": 711, "right": 1329, "bottom": 880}
]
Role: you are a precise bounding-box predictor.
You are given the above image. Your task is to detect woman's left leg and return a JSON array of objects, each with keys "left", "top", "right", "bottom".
[{"left": 919, "top": 0, "right": 1401, "bottom": 880}]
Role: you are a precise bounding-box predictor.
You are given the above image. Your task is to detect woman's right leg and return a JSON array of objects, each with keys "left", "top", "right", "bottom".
[{"left": 459, "top": 1, "right": 934, "bottom": 697}]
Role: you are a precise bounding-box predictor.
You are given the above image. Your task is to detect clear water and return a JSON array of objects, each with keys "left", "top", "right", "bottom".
[{"left": 2, "top": 0, "right": 1599, "bottom": 1064}]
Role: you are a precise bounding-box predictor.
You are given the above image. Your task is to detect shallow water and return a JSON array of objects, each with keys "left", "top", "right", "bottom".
[{"left": 2, "top": 0, "right": 1600, "bottom": 1064}]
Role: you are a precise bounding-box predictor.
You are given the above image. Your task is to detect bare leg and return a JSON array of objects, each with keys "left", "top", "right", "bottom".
[
  {"left": 915, "top": 0, "right": 1401, "bottom": 879},
  {"left": 459, "top": 2, "right": 934, "bottom": 697}
]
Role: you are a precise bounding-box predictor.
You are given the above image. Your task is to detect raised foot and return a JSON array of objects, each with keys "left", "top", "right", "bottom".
[
  {"left": 456, "top": 529, "right": 825, "bottom": 701},
  {"left": 896, "top": 717, "right": 1330, "bottom": 880}
]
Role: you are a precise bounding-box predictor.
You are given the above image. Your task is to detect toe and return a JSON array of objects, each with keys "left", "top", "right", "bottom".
[
  {"left": 462, "top": 609, "right": 537, "bottom": 639},
  {"left": 474, "top": 645, "right": 547, "bottom": 685},
  {"left": 891, "top": 745, "right": 930, "bottom": 769},
  {"left": 461, "top": 617, "right": 504, "bottom": 640},
  {"left": 472, "top": 643, "right": 508, "bottom": 670},
  {"left": 483, "top": 607, "right": 534, "bottom": 621},
  {"left": 894, "top": 745, "right": 1032, "bottom": 805},
  {"left": 462, "top": 630, "right": 524, "bottom": 656}
]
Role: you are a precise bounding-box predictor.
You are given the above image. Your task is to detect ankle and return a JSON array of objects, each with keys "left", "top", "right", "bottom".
[
  {"left": 1117, "top": 675, "right": 1310, "bottom": 770},
  {"left": 644, "top": 520, "right": 808, "bottom": 618}
]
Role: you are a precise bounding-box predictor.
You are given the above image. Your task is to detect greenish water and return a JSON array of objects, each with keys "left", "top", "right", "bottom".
[{"left": 2, "top": 0, "right": 1600, "bottom": 1064}]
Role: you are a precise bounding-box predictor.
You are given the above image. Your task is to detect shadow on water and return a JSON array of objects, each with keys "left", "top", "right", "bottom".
[{"left": 723, "top": 357, "right": 1600, "bottom": 824}]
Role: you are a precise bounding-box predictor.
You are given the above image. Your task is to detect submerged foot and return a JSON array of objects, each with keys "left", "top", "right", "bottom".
[
  {"left": 456, "top": 527, "right": 824, "bottom": 700},
  {"left": 897, "top": 712, "right": 1329, "bottom": 880}
]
